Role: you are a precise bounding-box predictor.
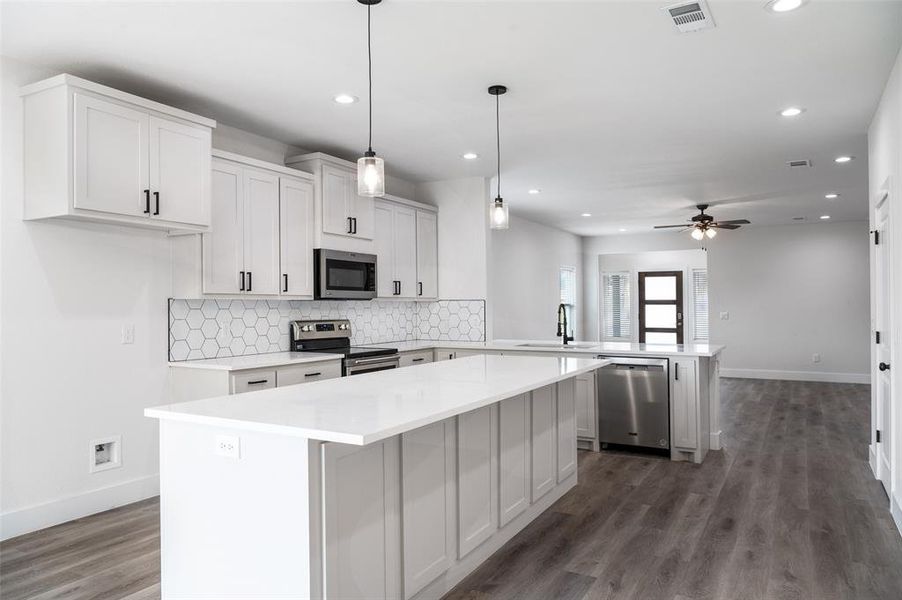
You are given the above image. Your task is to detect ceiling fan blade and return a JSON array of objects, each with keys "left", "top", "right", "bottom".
[
  {"left": 654, "top": 224, "right": 692, "bottom": 229},
  {"left": 714, "top": 219, "right": 751, "bottom": 225},
  {"left": 712, "top": 224, "right": 741, "bottom": 230}
]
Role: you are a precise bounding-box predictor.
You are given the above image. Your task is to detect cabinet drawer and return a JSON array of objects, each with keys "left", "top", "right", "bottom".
[
  {"left": 399, "top": 351, "right": 433, "bottom": 368},
  {"left": 231, "top": 369, "right": 276, "bottom": 394},
  {"left": 276, "top": 361, "right": 342, "bottom": 386}
]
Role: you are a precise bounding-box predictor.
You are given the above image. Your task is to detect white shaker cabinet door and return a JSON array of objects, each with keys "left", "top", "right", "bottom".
[
  {"left": 672, "top": 359, "right": 699, "bottom": 450},
  {"left": 351, "top": 185, "right": 375, "bottom": 240},
  {"left": 374, "top": 200, "right": 396, "bottom": 297},
  {"left": 575, "top": 370, "right": 597, "bottom": 440},
  {"left": 416, "top": 210, "right": 439, "bottom": 299},
  {"left": 322, "top": 440, "right": 402, "bottom": 600},
  {"left": 401, "top": 420, "right": 453, "bottom": 599},
  {"left": 148, "top": 115, "right": 211, "bottom": 226},
  {"left": 279, "top": 176, "right": 314, "bottom": 297},
  {"left": 393, "top": 204, "right": 417, "bottom": 299},
  {"left": 203, "top": 160, "right": 243, "bottom": 294},
  {"left": 242, "top": 168, "right": 281, "bottom": 295},
  {"left": 556, "top": 378, "right": 578, "bottom": 482},
  {"left": 531, "top": 385, "right": 557, "bottom": 502},
  {"left": 457, "top": 405, "right": 498, "bottom": 559},
  {"left": 321, "top": 164, "right": 353, "bottom": 237},
  {"left": 498, "top": 394, "right": 530, "bottom": 527},
  {"left": 73, "top": 93, "right": 149, "bottom": 217}
]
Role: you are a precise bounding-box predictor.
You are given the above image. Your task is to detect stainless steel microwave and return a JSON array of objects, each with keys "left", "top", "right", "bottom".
[{"left": 314, "top": 249, "right": 377, "bottom": 300}]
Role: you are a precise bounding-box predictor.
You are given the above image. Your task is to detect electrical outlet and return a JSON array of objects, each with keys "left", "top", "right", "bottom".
[
  {"left": 121, "top": 324, "right": 135, "bottom": 344},
  {"left": 812, "top": 353, "right": 821, "bottom": 363},
  {"left": 215, "top": 434, "right": 241, "bottom": 459},
  {"left": 719, "top": 311, "right": 729, "bottom": 321}
]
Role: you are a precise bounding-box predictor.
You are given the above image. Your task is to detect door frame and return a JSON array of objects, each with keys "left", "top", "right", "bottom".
[
  {"left": 638, "top": 271, "right": 684, "bottom": 344},
  {"left": 872, "top": 184, "right": 894, "bottom": 496}
]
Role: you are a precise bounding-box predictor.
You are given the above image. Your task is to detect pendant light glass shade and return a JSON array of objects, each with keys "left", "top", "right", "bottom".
[
  {"left": 490, "top": 198, "right": 509, "bottom": 230},
  {"left": 691, "top": 227, "right": 705, "bottom": 241},
  {"left": 358, "top": 152, "right": 384, "bottom": 197}
]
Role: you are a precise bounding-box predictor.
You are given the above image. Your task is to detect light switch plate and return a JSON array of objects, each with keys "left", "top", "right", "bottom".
[
  {"left": 215, "top": 435, "right": 241, "bottom": 459},
  {"left": 719, "top": 311, "right": 729, "bottom": 321},
  {"left": 121, "top": 324, "right": 135, "bottom": 344}
]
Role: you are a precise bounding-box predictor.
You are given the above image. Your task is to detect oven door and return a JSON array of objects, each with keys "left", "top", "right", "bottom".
[
  {"left": 344, "top": 355, "right": 400, "bottom": 376},
  {"left": 315, "top": 249, "right": 377, "bottom": 300}
]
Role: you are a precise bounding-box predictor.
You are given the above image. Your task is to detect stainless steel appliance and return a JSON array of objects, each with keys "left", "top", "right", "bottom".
[
  {"left": 290, "top": 318, "right": 398, "bottom": 376},
  {"left": 597, "top": 357, "right": 670, "bottom": 451},
  {"left": 314, "top": 249, "right": 377, "bottom": 300}
]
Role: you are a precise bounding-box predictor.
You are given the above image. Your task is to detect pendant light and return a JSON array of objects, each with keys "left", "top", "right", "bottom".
[
  {"left": 357, "top": 0, "right": 385, "bottom": 197},
  {"left": 488, "top": 84, "right": 509, "bottom": 230}
]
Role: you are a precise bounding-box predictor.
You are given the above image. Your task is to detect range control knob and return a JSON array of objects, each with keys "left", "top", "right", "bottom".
[
  {"left": 339, "top": 323, "right": 349, "bottom": 330},
  {"left": 301, "top": 325, "right": 312, "bottom": 332}
]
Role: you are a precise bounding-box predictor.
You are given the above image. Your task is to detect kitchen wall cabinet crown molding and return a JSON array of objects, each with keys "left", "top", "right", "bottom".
[{"left": 21, "top": 73, "right": 215, "bottom": 232}]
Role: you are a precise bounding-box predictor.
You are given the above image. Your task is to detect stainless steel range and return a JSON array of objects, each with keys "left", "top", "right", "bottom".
[{"left": 290, "top": 319, "right": 399, "bottom": 376}]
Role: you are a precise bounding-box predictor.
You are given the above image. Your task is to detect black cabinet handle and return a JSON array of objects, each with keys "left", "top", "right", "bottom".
[
  {"left": 143, "top": 189, "right": 150, "bottom": 214},
  {"left": 247, "top": 271, "right": 252, "bottom": 292},
  {"left": 247, "top": 379, "right": 268, "bottom": 385},
  {"left": 304, "top": 372, "right": 321, "bottom": 378},
  {"left": 153, "top": 191, "right": 160, "bottom": 216},
  {"left": 879, "top": 362, "right": 891, "bottom": 372},
  {"left": 412, "top": 358, "right": 424, "bottom": 363},
  {"left": 351, "top": 217, "right": 357, "bottom": 234},
  {"left": 283, "top": 274, "right": 289, "bottom": 293},
  {"left": 418, "top": 282, "right": 423, "bottom": 296},
  {"left": 239, "top": 271, "right": 245, "bottom": 291},
  {"left": 674, "top": 363, "right": 679, "bottom": 380},
  {"left": 347, "top": 217, "right": 353, "bottom": 234}
]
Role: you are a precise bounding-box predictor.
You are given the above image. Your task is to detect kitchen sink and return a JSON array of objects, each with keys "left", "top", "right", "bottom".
[{"left": 516, "top": 342, "right": 600, "bottom": 349}]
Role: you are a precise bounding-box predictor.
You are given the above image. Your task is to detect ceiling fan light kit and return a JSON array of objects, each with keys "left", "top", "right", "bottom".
[{"left": 654, "top": 204, "right": 750, "bottom": 240}]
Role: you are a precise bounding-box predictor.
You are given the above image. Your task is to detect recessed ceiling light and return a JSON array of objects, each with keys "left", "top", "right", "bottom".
[
  {"left": 780, "top": 107, "right": 804, "bottom": 117},
  {"left": 825, "top": 193, "right": 840, "bottom": 199},
  {"left": 618, "top": 228, "right": 627, "bottom": 232},
  {"left": 333, "top": 93, "right": 358, "bottom": 104},
  {"left": 820, "top": 215, "right": 831, "bottom": 220},
  {"left": 581, "top": 213, "right": 592, "bottom": 217},
  {"left": 767, "top": 0, "right": 804, "bottom": 13},
  {"left": 528, "top": 189, "right": 541, "bottom": 195},
  {"left": 834, "top": 155, "right": 854, "bottom": 164},
  {"left": 462, "top": 152, "right": 479, "bottom": 160}
]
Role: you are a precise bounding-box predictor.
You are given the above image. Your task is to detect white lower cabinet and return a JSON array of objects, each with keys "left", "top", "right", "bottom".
[
  {"left": 399, "top": 351, "right": 433, "bottom": 367},
  {"left": 168, "top": 359, "right": 342, "bottom": 402},
  {"left": 498, "top": 394, "right": 530, "bottom": 527},
  {"left": 671, "top": 359, "right": 699, "bottom": 450},
  {"left": 531, "top": 384, "right": 557, "bottom": 502},
  {"left": 456, "top": 405, "right": 498, "bottom": 558},
  {"left": 321, "top": 439, "right": 402, "bottom": 600},
  {"left": 556, "top": 379, "right": 578, "bottom": 481},
  {"left": 276, "top": 362, "right": 342, "bottom": 386},
  {"left": 231, "top": 369, "right": 277, "bottom": 394},
  {"left": 401, "top": 421, "right": 455, "bottom": 598},
  {"left": 575, "top": 370, "right": 597, "bottom": 441}
]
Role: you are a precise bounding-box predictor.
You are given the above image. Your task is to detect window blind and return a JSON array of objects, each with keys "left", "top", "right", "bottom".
[
  {"left": 692, "top": 269, "right": 709, "bottom": 341},
  {"left": 560, "top": 267, "right": 577, "bottom": 306},
  {"left": 602, "top": 272, "right": 630, "bottom": 339}
]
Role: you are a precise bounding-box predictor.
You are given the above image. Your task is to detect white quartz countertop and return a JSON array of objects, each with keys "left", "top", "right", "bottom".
[
  {"left": 168, "top": 351, "right": 344, "bottom": 371},
  {"left": 382, "top": 339, "right": 725, "bottom": 358},
  {"left": 147, "top": 355, "right": 608, "bottom": 445}
]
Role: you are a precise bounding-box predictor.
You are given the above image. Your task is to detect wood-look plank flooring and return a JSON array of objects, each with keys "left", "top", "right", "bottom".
[{"left": 2, "top": 378, "right": 900, "bottom": 600}]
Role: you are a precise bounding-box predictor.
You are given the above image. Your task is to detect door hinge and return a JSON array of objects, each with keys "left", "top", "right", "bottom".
[
  {"left": 877, "top": 430, "right": 882, "bottom": 443},
  {"left": 876, "top": 331, "right": 881, "bottom": 344}
]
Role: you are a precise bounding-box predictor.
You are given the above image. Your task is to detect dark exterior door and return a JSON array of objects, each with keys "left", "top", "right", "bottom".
[{"left": 638, "top": 271, "right": 684, "bottom": 344}]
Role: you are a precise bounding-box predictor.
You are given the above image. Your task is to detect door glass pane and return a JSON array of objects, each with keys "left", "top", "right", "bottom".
[
  {"left": 644, "top": 276, "right": 677, "bottom": 300},
  {"left": 645, "top": 305, "right": 676, "bottom": 328},
  {"left": 645, "top": 332, "right": 678, "bottom": 344}
]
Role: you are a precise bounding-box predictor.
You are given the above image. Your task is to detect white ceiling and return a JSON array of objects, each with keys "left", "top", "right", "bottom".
[{"left": 3, "top": 1, "right": 901, "bottom": 236}]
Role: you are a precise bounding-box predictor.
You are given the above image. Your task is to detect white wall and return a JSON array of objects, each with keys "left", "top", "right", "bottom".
[
  {"left": 868, "top": 45, "right": 902, "bottom": 535},
  {"left": 489, "top": 215, "right": 582, "bottom": 340},
  {"left": 597, "top": 249, "right": 707, "bottom": 342},
  {"left": 584, "top": 221, "right": 871, "bottom": 382}
]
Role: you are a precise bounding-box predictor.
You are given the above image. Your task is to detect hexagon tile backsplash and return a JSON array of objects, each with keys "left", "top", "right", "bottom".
[{"left": 168, "top": 298, "right": 486, "bottom": 361}]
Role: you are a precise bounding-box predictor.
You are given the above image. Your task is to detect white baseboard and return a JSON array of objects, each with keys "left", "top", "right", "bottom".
[
  {"left": 709, "top": 430, "right": 721, "bottom": 451},
  {"left": 719, "top": 368, "right": 870, "bottom": 384},
  {"left": 0, "top": 474, "right": 159, "bottom": 541},
  {"left": 892, "top": 494, "right": 902, "bottom": 539}
]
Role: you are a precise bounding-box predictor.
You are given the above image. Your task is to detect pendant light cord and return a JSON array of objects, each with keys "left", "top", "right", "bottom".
[
  {"left": 367, "top": 4, "right": 373, "bottom": 153},
  {"left": 495, "top": 94, "right": 501, "bottom": 199}
]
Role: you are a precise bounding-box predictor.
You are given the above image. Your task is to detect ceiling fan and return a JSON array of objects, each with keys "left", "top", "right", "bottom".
[{"left": 654, "top": 204, "right": 750, "bottom": 240}]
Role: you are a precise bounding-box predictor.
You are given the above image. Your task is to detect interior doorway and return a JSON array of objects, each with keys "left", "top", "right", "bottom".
[
  {"left": 638, "top": 271, "right": 684, "bottom": 344},
  {"left": 874, "top": 190, "right": 893, "bottom": 494}
]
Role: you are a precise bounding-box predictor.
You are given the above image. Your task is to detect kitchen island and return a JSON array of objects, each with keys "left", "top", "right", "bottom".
[{"left": 146, "top": 354, "right": 607, "bottom": 599}]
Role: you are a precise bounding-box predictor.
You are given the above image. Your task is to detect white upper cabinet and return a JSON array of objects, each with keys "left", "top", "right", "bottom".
[
  {"left": 279, "top": 177, "right": 315, "bottom": 297},
  {"left": 23, "top": 74, "right": 214, "bottom": 232},
  {"left": 201, "top": 153, "right": 315, "bottom": 298},
  {"left": 285, "top": 153, "right": 375, "bottom": 252},
  {"left": 375, "top": 199, "right": 417, "bottom": 299},
  {"left": 416, "top": 210, "right": 439, "bottom": 299}
]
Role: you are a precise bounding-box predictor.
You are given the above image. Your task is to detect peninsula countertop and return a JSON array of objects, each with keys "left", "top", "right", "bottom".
[
  {"left": 148, "top": 354, "right": 609, "bottom": 445},
  {"left": 385, "top": 339, "right": 725, "bottom": 358}
]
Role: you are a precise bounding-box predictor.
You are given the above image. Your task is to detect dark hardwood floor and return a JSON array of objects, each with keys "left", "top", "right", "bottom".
[{"left": 2, "top": 378, "right": 900, "bottom": 600}]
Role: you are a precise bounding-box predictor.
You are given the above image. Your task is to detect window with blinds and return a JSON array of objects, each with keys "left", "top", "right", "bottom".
[
  {"left": 602, "top": 272, "right": 631, "bottom": 339},
  {"left": 692, "top": 269, "right": 709, "bottom": 341},
  {"left": 560, "top": 267, "right": 577, "bottom": 306}
]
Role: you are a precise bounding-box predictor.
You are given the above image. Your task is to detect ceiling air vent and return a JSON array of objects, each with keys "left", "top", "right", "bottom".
[
  {"left": 665, "top": 0, "right": 715, "bottom": 33},
  {"left": 787, "top": 159, "right": 813, "bottom": 169}
]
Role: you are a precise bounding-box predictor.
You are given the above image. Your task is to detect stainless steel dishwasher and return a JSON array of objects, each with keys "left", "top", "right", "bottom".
[{"left": 597, "top": 357, "right": 670, "bottom": 451}]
